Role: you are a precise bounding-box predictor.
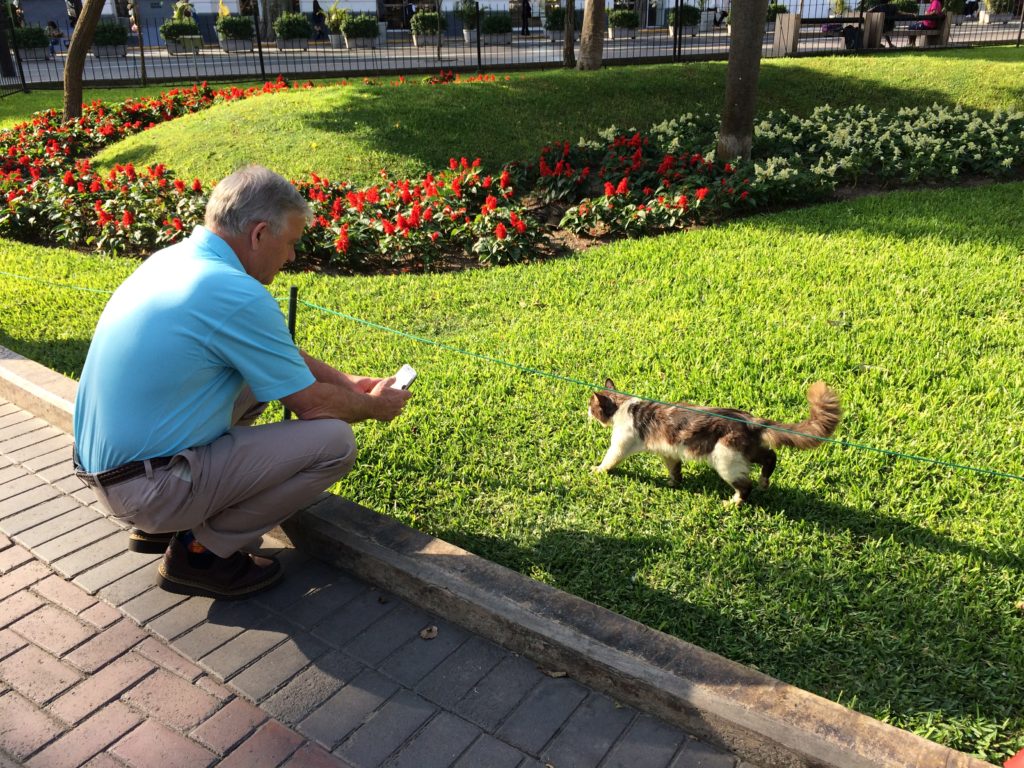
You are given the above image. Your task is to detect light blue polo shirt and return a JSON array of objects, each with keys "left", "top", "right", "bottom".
[{"left": 73, "top": 226, "right": 315, "bottom": 473}]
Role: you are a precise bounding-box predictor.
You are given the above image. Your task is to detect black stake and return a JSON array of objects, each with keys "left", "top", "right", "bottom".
[{"left": 283, "top": 285, "right": 298, "bottom": 421}]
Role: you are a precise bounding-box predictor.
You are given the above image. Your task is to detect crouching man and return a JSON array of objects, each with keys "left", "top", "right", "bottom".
[{"left": 73, "top": 165, "right": 411, "bottom": 599}]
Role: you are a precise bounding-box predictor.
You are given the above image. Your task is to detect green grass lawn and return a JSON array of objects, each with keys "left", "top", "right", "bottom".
[{"left": 1, "top": 47, "right": 1023, "bottom": 762}]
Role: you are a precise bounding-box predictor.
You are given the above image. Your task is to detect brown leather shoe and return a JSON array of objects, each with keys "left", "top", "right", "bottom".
[{"left": 157, "top": 537, "right": 282, "bottom": 599}]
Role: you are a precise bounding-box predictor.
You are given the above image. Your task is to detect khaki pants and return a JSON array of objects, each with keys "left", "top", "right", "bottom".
[{"left": 87, "top": 390, "right": 356, "bottom": 557}]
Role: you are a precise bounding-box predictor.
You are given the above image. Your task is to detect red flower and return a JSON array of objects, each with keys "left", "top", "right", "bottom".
[
  {"left": 495, "top": 222, "right": 507, "bottom": 240},
  {"left": 191, "top": 178, "right": 202, "bottom": 192},
  {"left": 171, "top": 217, "right": 183, "bottom": 230},
  {"left": 121, "top": 210, "right": 134, "bottom": 227},
  {"left": 335, "top": 223, "right": 349, "bottom": 253},
  {"left": 604, "top": 182, "right": 615, "bottom": 197},
  {"left": 499, "top": 169, "right": 510, "bottom": 189},
  {"left": 173, "top": 179, "right": 185, "bottom": 193},
  {"left": 695, "top": 187, "right": 709, "bottom": 201},
  {"left": 615, "top": 177, "right": 629, "bottom": 195},
  {"left": 62, "top": 170, "right": 74, "bottom": 186}
]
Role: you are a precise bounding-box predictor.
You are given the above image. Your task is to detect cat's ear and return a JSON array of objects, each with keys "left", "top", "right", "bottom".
[{"left": 604, "top": 378, "right": 616, "bottom": 391}]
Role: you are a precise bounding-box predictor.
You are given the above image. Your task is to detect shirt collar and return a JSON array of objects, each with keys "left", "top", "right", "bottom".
[{"left": 188, "top": 225, "right": 247, "bottom": 275}]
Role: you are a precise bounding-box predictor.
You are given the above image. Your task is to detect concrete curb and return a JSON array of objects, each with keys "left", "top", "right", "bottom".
[{"left": 0, "top": 345, "right": 995, "bottom": 768}]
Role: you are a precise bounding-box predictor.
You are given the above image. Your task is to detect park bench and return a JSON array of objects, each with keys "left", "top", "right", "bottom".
[{"left": 863, "top": 11, "right": 951, "bottom": 47}]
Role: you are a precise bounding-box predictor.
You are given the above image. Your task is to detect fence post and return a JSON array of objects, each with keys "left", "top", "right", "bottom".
[
  {"left": 132, "top": 5, "right": 147, "bottom": 87},
  {"left": 282, "top": 285, "right": 298, "bottom": 421},
  {"left": 475, "top": 0, "right": 482, "bottom": 69},
  {"left": 671, "top": 0, "right": 681, "bottom": 60},
  {"left": 252, "top": 1, "right": 267, "bottom": 81}
]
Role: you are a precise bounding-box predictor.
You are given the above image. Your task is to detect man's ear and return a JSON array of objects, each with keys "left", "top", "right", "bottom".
[{"left": 249, "top": 220, "right": 269, "bottom": 251}]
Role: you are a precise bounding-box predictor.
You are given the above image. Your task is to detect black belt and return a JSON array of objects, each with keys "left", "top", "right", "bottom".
[{"left": 75, "top": 455, "right": 174, "bottom": 487}]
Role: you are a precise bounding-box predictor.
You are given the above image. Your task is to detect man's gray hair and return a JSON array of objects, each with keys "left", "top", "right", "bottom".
[{"left": 204, "top": 165, "right": 312, "bottom": 236}]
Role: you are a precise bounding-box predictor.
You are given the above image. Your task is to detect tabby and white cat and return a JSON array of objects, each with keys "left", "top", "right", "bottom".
[{"left": 588, "top": 379, "right": 841, "bottom": 504}]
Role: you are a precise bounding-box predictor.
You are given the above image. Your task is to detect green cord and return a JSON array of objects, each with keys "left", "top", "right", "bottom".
[{"left": 1, "top": 269, "right": 1020, "bottom": 483}]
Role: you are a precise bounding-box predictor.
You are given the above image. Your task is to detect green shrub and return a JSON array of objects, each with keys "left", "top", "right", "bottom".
[
  {"left": 987, "top": 0, "right": 1012, "bottom": 11},
  {"left": 93, "top": 20, "right": 129, "bottom": 46},
  {"left": 455, "top": 0, "right": 480, "bottom": 24},
  {"left": 214, "top": 14, "right": 253, "bottom": 39},
  {"left": 544, "top": 5, "right": 565, "bottom": 30},
  {"left": 482, "top": 10, "right": 513, "bottom": 33},
  {"left": 766, "top": 2, "right": 788, "bottom": 20},
  {"left": 944, "top": 0, "right": 965, "bottom": 12},
  {"left": 410, "top": 10, "right": 445, "bottom": 33},
  {"left": 608, "top": 8, "right": 640, "bottom": 27},
  {"left": 159, "top": 18, "right": 200, "bottom": 42},
  {"left": 667, "top": 4, "right": 701, "bottom": 26},
  {"left": 324, "top": 6, "right": 349, "bottom": 32},
  {"left": 893, "top": 0, "right": 918, "bottom": 11},
  {"left": 342, "top": 13, "right": 379, "bottom": 37},
  {"left": 12, "top": 26, "right": 48, "bottom": 48},
  {"left": 272, "top": 11, "right": 313, "bottom": 39}
]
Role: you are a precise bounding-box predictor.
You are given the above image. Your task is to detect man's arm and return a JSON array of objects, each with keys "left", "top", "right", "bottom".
[{"left": 282, "top": 351, "right": 410, "bottom": 423}]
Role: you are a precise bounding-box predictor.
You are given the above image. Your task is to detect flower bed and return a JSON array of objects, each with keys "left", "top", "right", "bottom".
[{"left": 0, "top": 78, "right": 1022, "bottom": 274}]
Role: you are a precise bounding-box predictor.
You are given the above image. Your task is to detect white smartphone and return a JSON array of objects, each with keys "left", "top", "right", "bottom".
[{"left": 391, "top": 364, "right": 417, "bottom": 390}]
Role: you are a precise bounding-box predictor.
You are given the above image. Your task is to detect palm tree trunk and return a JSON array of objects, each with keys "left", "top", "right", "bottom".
[
  {"left": 576, "top": 0, "right": 604, "bottom": 69},
  {"left": 562, "top": 0, "right": 576, "bottom": 67},
  {"left": 716, "top": 0, "right": 770, "bottom": 160},
  {"left": 62, "top": 0, "right": 106, "bottom": 122}
]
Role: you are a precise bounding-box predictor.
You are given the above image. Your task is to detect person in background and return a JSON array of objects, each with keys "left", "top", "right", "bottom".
[
  {"left": 868, "top": 0, "right": 898, "bottom": 47},
  {"left": 312, "top": 0, "right": 327, "bottom": 39},
  {"left": 520, "top": 0, "right": 531, "bottom": 34},
  {"left": 73, "top": 165, "right": 412, "bottom": 600},
  {"left": 46, "top": 20, "right": 65, "bottom": 53},
  {"left": 66, "top": 0, "right": 83, "bottom": 28},
  {"left": 908, "top": 0, "right": 942, "bottom": 29}
]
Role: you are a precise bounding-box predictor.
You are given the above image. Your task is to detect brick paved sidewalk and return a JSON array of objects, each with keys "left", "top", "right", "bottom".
[{"left": 0, "top": 397, "right": 744, "bottom": 768}]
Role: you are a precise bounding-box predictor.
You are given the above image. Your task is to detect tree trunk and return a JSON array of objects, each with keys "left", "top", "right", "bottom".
[
  {"left": 716, "top": 0, "right": 770, "bottom": 160},
  {"left": 62, "top": 0, "right": 107, "bottom": 123},
  {"left": 562, "top": 0, "right": 576, "bottom": 67},
  {"left": 576, "top": 0, "right": 603, "bottom": 70}
]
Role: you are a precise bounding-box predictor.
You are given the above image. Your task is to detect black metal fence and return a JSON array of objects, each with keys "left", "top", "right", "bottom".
[{"left": 4, "top": 5, "right": 1023, "bottom": 91}]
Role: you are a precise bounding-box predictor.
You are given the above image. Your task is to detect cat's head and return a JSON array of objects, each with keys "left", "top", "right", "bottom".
[{"left": 588, "top": 378, "right": 625, "bottom": 425}]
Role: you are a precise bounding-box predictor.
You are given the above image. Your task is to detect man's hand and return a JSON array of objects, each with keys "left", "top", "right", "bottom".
[{"left": 367, "top": 377, "right": 412, "bottom": 421}]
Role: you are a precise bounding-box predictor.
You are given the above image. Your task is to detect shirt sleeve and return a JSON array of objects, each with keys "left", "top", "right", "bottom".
[{"left": 207, "top": 288, "right": 316, "bottom": 403}]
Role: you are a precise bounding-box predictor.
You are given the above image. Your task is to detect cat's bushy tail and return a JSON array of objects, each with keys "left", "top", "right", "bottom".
[{"left": 761, "top": 381, "right": 841, "bottom": 450}]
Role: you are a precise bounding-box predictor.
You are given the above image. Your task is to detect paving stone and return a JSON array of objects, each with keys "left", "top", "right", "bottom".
[
  {"left": 376, "top": 617, "right": 469, "bottom": 689},
  {"left": 263, "top": 650, "right": 365, "bottom": 725},
  {"left": 74, "top": 550, "right": 161, "bottom": 596},
  {"left": 31, "top": 574, "right": 98, "bottom": 614},
  {"left": 0, "top": 560, "right": 50, "bottom": 600},
  {"left": 146, "top": 593, "right": 216, "bottom": 642},
  {"left": 70, "top": 486, "right": 99, "bottom": 507},
  {"left": 190, "top": 697, "right": 268, "bottom": 756},
  {"left": 343, "top": 601, "right": 435, "bottom": 667},
  {"left": 53, "top": 474, "right": 91, "bottom": 495},
  {"left": 134, "top": 636, "right": 204, "bottom": 683},
  {"left": 64, "top": 618, "right": 148, "bottom": 673},
  {"left": 16, "top": 507, "right": 101, "bottom": 548},
  {"left": 8, "top": 434, "right": 70, "bottom": 464},
  {"left": 540, "top": 691, "right": 635, "bottom": 768},
  {"left": 196, "top": 675, "right": 233, "bottom": 700},
  {"left": 120, "top": 585, "right": 190, "bottom": 625},
  {"left": 0, "top": 627, "right": 27, "bottom": 660},
  {"left": 199, "top": 614, "right": 294, "bottom": 681},
  {"left": 670, "top": 736, "right": 738, "bottom": 768},
  {"left": 454, "top": 653, "right": 544, "bottom": 731},
  {"left": 416, "top": 635, "right": 508, "bottom": 709},
  {"left": 451, "top": 734, "right": 526, "bottom": 768},
  {"left": 78, "top": 600, "right": 124, "bottom": 629},
  {"left": 35, "top": 460, "right": 77, "bottom": 484},
  {"left": 217, "top": 719, "right": 305, "bottom": 768},
  {"left": 120, "top": 668, "right": 221, "bottom": 730},
  {"left": 0, "top": 483, "right": 59, "bottom": 520},
  {"left": 298, "top": 668, "right": 399, "bottom": 750},
  {"left": 97, "top": 566, "right": 158, "bottom": 606},
  {"left": 0, "top": 533, "right": 8, "bottom": 549},
  {"left": 34, "top": 519, "right": 120, "bottom": 566},
  {"left": 0, "top": 543, "right": 32, "bottom": 574},
  {"left": 80, "top": 753, "right": 123, "bottom": 768},
  {"left": 282, "top": 742, "right": 354, "bottom": 768},
  {"left": 10, "top": 603, "right": 96, "bottom": 656},
  {"left": 48, "top": 653, "right": 155, "bottom": 725},
  {"left": 256, "top": 559, "right": 367, "bottom": 630},
  {"left": 229, "top": 632, "right": 328, "bottom": 703},
  {"left": 0, "top": 465, "right": 26, "bottom": 487},
  {"left": 0, "top": 495, "right": 80, "bottom": 536},
  {"left": 0, "top": 690, "right": 65, "bottom": 760},
  {"left": 0, "top": 588, "right": 44, "bottom": 628},
  {"left": 336, "top": 689, "right": 437, "bottom": 767},
  {"left": 0, "top": 422, "right": 53, "bottom": 452},
  {"left": 110, "top": 719, "right": 217, "bottom": 768},
  {"left": 310, "top": 587, "right": 399, "bottom": 647},
  {"left": 21, "top": 445, "right": 73, "bottom": 473},
  {"left": 0, "top": 644, "right": 83, "bottom": 705},
  {"left": 603, "top": 713, "right": 688, "bottom": 768},
  {"left": 495, "top": 676, "right": 589, "bottom": 755},
  {"left": 26, "top": 700, "right": 142, "bottom": 768},
  {"left": 385, "top": 710, "right": 482, "bottom": 768},
  {"left": 52, "top": 532, "right": 130, "bottom": 580},
  {"left": 170, "top": 610, "right": 269, "bottom": 662}
]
